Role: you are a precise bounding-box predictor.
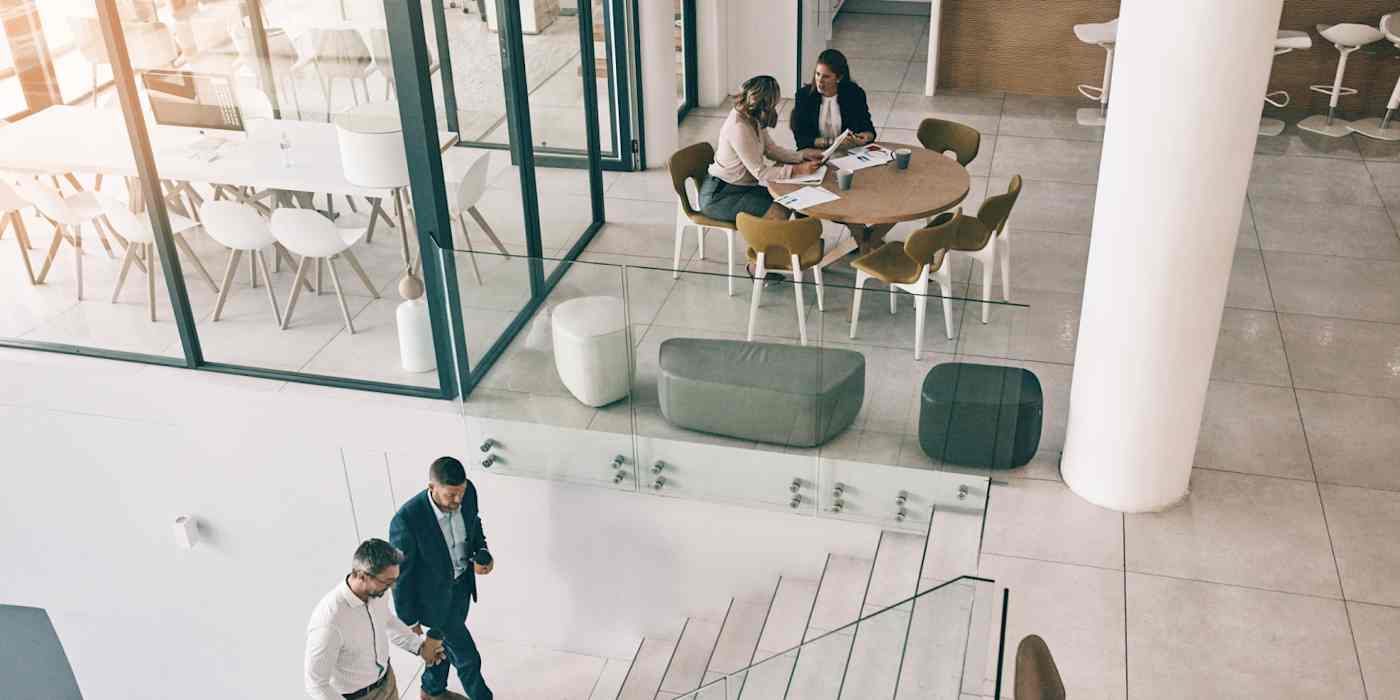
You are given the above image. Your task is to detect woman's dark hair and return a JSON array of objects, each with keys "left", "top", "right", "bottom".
[{"left": 816, "top": 49, "right": 851, "bottom": 84}]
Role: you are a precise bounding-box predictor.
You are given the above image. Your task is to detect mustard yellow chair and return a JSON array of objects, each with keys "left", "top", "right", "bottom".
[
  {"left": 668, "top": 142, "right": 740, "bottom": 295},
  {"left": 917, "top": 117, "right": 981, "bottom": 167},
  {"left": 934, "top": 175, "right": 1022, "bottom": 323},
  {"left": 849, "top": 210, "right": 960, "bottom": 359},
  {"left": 735, "top": 213, "right": 825, "bottom": 346}
]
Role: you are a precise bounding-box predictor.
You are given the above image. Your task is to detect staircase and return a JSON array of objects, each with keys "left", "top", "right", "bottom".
[{"left": 597, "top": 517, "right": 1001, "bottom": 699}]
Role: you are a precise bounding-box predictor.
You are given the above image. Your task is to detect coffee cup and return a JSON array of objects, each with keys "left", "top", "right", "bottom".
[
  {"left": 894, "top": 148, "right": 912, "bottom": 170},
  {"left": 836, "top": 169, "right": 854, "bottom": 191}
]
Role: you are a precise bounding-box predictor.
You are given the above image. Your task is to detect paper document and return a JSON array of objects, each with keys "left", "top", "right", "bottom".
[
  {"left": 829, "top": 146, "right": 893, "bottom": 172},
  {"left": 774, "top": 186, "right": 840, "bottom": 211},
  {"left": 776, "top": 166, "right": 827, "bottom": 185},
  {"left": 819, "top": 129, "right": 853, "bottom": 163}
]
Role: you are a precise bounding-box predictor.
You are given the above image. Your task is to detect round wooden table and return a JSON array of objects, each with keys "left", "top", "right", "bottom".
[{"left": 768, "top": 142, "right": 971, "bottom": 265}]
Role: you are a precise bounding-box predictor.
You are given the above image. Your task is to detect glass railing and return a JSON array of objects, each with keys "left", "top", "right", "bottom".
[{"left": 671, "top": 575, "right": 1006, "bottom": 699}]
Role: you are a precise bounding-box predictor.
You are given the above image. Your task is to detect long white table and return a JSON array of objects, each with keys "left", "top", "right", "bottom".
[{"left": 0, "top": 105, "right": 457, "bottom": 198}]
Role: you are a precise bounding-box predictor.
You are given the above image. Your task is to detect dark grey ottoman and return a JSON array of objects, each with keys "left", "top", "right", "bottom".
[
  {"left": 658, "top": 338, "right": 865, "bottom": 447},
  {"left": 918, "top": 362, "right": 1043, "bottom": 468}
]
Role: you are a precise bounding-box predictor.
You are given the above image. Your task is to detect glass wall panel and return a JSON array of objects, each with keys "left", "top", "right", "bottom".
[{"left": 0, "top": 1, "right": 190, "bottom": 357}]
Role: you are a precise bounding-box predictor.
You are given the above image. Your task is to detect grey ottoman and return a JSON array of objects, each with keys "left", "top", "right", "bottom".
[
  {"left": 918, "top": 362, "right": 1043, "bottom": 469},
  {"left": 658, "top": 338, "right": 865, "bottom": 447}
]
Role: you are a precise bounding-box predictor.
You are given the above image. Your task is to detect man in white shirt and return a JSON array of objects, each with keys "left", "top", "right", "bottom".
[{"left": 305, "top": 539, "right": 446, "bottom": 700}]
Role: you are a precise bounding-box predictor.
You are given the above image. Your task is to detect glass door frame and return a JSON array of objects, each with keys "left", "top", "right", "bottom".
[{"left": 675, "top": 0, "right": 696, "bottom": 122}]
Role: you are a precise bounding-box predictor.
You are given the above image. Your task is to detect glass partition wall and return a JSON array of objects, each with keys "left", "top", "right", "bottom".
[{"left": 0, "top": 0, "right": 607, "bottom": 399}]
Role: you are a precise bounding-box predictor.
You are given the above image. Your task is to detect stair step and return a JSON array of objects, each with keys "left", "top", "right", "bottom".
[
  {"left": 707, "top": 583, "right": 780, "bottom": 677},
  {"left": 840, "top": 603, "right": 913, "bottom": 699},
  {"left": 805, "top": 554, "right": 875, "bottom": 636},
  {"left": 786, "top": 628, "right": 856, "bottom": 698},
  {"left": 865, "top": 530, "right": 929, "bottom": 609},
  {"left": 589, "top": 655, "right": 635, "bottom": 700},
  {"left": 894, "top": 578, "right": 981, "bottom": 700},
  {"left": 616, "top": 635, "right": 680, "bottom": 700},
  {"left": 754, "top": 577, "right": 820, "bottom": 654},
  {"left": 659, "top": 615, "right": 726, "bottom": 695}
]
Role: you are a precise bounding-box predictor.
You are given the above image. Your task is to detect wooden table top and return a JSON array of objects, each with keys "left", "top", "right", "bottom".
[{"left": 767, "top": 143, "right": 971, "bottom": 226}]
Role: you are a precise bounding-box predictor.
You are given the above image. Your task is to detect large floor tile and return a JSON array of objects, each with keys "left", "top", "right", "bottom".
[
  {"left": 608, "top": 168, "right": 681, "bottom": 204},
  {"left": 973, "top": 555, "right": 1125, "bottom": 700},
  {"left": 996, "top": 94, "right": 1105, "bottom": 142},
  {"left": 990, "top": 136, "right": 1101, "bottom": 186},
  {"left": 678, "top": 115, "right": 724, "bottom": 148},
  {"left": 1320, "top": 484, "right": 1400, "bottom": 607},
  {"left": 1126, "top": 573, "right": 1365, "bottom": 700},
  {"left": 831, "top": 29, "right": 922, "bottom": 62},
  {"left": 1004, "top": 230, "right": 1088, "bottom": 295},
  {"left": 851, "top": 59, "right": 914, "bottom": 93},
  {"left": 1211, "top": 308, "right": 1291, "bottom": 387},
  {"left": 982, "top": 478, "right": 1123, "bottom": 569},
  {"left": 1125, "top": 469, "right": 1340, "bottom": 597},
  {"left": 1225, "top": 248, "right": 1273, "bottom": 312},
  {"left": 1280, "top": 314, "right": 1400, "bottom": 399},
  {"left": 883, "top": 90, "right": 1004, "bottom": 135},
  {"left": 1254, "top": 126, "right": 1362, "bottom": 159},
  {"left": 1249, "top": 155, "right": 1382, "bottom": 207},
  {"left": 1237, "top": 200, "right": 1260, "bottom": 249},
  {"left": 1264, "top": 251, "right": 1400, "bottom": 324},
  {"left": 1365, "top": 160, "right": 1400, "bottom": 209},
  {"left": 1297, "top": 389, "right": 1400, "bottom": 491},
  {"left": 1348, "top": 601, "right": 1400, "bottom": 700},
  {"left": 1194, "top": 380, "right": 1312, "bottom": 480},
  {"left": 954, "top": 287, "right": 1080, "bottom": 365},
  {"left": 1250, "top": 198, "right": 1400, "bottom": 260},
  {"left": 994, "top": 177, "right": 1096, "bottom": 235}
]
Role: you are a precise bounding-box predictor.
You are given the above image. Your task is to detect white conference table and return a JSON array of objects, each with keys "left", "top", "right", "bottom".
[{"left": 0, "top": 105, "right": 456, "bottom": 199}]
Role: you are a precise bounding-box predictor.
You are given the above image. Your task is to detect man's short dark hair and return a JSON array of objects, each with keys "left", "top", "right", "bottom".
[
  {"left": 429, "top": 456, "right": 467, "bottom": 486},
  {"left": 352, "top": 538, "right": 404, "bottom": 577}
]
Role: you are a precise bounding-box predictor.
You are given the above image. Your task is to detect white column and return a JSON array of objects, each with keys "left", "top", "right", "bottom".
[
  {"left": 923, "top": 0, "right": 942, "bottom": 96},
  {"left": 695, "top": 0, "right": 728, "bottom": 107},
  {"left": 640, "top": 0, "right": 678, "bottom": 168},
  {"left": 1061, "top": 0, "right": 1282, "bottom": 512}
]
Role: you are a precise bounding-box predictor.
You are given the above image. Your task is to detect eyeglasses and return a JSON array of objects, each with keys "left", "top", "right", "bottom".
[{"left": 368, "top": 573, "right": 398, "bottom": 588}]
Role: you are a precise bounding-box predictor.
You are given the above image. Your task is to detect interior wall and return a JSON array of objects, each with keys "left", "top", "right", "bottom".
[
  {"left": 0, "top": 355, "right": 880, "bottom": 700},
  {"left": 934, "top": 0, "right": 1400, "bottom": 115},
  {"left": 722, "top": 0, "right": 800, "bottom": 98}
]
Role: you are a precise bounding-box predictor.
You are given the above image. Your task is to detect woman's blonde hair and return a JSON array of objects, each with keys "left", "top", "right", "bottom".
[{"left": 733, "top": 75, "right": 781, "bottom": 130}]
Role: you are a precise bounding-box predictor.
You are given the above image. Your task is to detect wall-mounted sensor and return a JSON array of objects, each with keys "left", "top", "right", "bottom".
[{"left": 173, "top": 515, "right": 198, "bottom": 550}]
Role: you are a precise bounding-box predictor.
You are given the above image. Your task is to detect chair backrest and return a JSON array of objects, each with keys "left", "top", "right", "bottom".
[
  {"left": 14, "top": 178, "right": 71, "bottom": 223},
  {"left": 456, "top": 152, "right": 492, "bottom": 210},
  {"left": 316, "top": 28, "right": 373, "bottom": 65},
  {"left": 667, "top": 142, "right": 715, "bottom": 219},
  {"left": 201, "top": 200, "right": 273, "bottom": 248},
  {"left": 270, "top": 207, "right": 347, "bottom": 257},
  {"left": 98, "top": 198, "right": 158, "bottom": 243},
  {"left": 905, "top": 208, "right": 961, "bottom": 267},
  {"left": 126, "top": 22, "right": 180, "bottom": 70},
  {"left": 238, "top": 86, "right": 275, "bottom": 121},
  {"left": 735, "top": 213, "right": 822, "bottom": 261},
  {"left": 68, "top": 16, "right": 108, "bottom": 64},
  {"left": 977, "top": 174, "right": 1022, "bottom": 235},
  {"left": 0, "top": 180, "right": 28, "bottom": 213},
  {"left": 917, "top": 118, "right": 980, "bottom": 167},
  {"left": 1013, "top": 635, "right": 1066, "bottom": 700}
]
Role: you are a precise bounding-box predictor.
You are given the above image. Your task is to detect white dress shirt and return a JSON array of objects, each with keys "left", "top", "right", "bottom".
[
  {"left": 818, "top": 94, "right": 842, "bottom": 142},
  {"left": 429, "top": 494, "right": 472, "bottom": 579},
  {"left": 305, "top": 578, "right": 423, "bottom": 700}
]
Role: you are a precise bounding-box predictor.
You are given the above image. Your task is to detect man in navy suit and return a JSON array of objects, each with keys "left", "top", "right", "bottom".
[{"left": 390, "top": 457, "right": 494, "bottom": 700}]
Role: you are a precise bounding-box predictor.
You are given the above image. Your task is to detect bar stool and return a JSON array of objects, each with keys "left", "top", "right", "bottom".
[
  {"left": 1298, "top": 23, "right": 1384, "bottom": 137},
  {"left": 1351, "top": 13, "right": 1400, "bottom": 140},
  {"left": 1260, "top": 30, "right": 1313, "bottom": 137},
  {"left": 1073, "top": 18, "right": 1118, "bottom": 126}
]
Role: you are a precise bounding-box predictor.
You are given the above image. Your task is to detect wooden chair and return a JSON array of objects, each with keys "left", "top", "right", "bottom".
[
  {"left": 917, "top": 117, "right": 981, "bottom": 167},
  {"left": 850, "top": 210, "right": 960, "bottom": 358},
  {"left": 735, "top": 213, "right": 825, "bottom": 346},
  {"left": 934, "top": 175, "right": 1022, "bottom": 323},
  {"left": 1014, "top": 634, "right": 1066, "bottom": 700},
  {"left": 667, "top": 142, "right": 740, "bottom": 295}
]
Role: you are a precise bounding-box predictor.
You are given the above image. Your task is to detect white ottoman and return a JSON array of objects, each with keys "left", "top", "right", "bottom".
[{"left": 551, "top": 296, "right": 628, "bottom": 407}]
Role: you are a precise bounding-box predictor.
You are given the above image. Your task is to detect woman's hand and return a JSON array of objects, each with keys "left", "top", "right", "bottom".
[
  {"left": 792, "top": 160, "right": 820, "bottom": 176},
  {"left": 799, "top": 148, "right": 825, "bottom": 161},
  {"left": 852, "top": 131, "right": 875, "bottom": 145}
]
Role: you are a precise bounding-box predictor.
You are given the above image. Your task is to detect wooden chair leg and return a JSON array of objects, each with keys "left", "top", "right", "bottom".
[
  {"left": 454, "top": 215, "right": 484, "bottom": 285},
  {"left": 173, "top": 232, "right": 218, "bottom": 292},
  {"left": 275, "top": 243, "right": 313, "bottom": 291},
  {"left": 73, "top": 225, "right": 83, "bottom": 301},
  {"left": 324, "top": 257, "right": 355, "bottom": 334},
  {"left": 211, "top": 249, "right": 242, "bottom": 322},
  {"left": 145, "top": 243, "right": 157, "bottom": 322},
  {"left": 111, "top": 239, "right": 139, "bottom": 302},
  {"left": 467, "top": 206, "right": 510, "bottom": 256},
  {"left": 340, "top": 249, "right": 379, "bottom": 298},
  {"left": 281, "top": 257, "right": 310, "bottom": 330},
  {"left": 90, "top": 216, "right": 116, "bottom": 259},
  {"left": 6, "top": 213, "right": 35, "bottom": 285},
  {"left": 255, "top": 250, "right": 284, "bottom": 327},
  {"left": 35, "top": 225, "right": 66, "bottom": 284}
]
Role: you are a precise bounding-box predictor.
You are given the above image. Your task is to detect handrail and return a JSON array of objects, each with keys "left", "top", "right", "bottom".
[{"left": 671, "top": 574, "right": 998, "bottom": 699}]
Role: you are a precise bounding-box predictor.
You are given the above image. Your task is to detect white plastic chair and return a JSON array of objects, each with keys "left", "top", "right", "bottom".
[
  {"left": 366, "top": 27, "right": 440, "bottom": 100},
  {"left": 271, "top": 207, "right": 378, "bottom": 333},
  {"left": 735, "top": 213, "right": 826, "bottom": 346},
  {"left": 309, "top": 28, "right": 375, "bottom": 113},
  {"left": 100, "top": 199, "right": 201, "bottom": 321},
  {"left": 1299, "top": 23, "right": 1385, "bottom": 137},
  {"left": 850, "top": 212, "right": 960, "bottom": 358},
  {"left": 15, "top": 178, "right": 118, "bottom": 300},
  {"left": 201, "top": 201, "right": 284, "bottom": 326},
  {"left": 449, "top": 152, "right": 511, "bottom": 284},
  {"left": 0, "top": 181, "right": 36, "bottom": 284},
  {"left": 67, "top": 16, "right": 109, "bottom": 107},
  {"left": 1351, "top": 14, "right": 1400, "bottom": 140},
  {"left": 1260, "top": 30, "right": 1313, "bottom": 137},
  {"left": 1072, "top": 18, "right": 1118, "bottom": 126}
]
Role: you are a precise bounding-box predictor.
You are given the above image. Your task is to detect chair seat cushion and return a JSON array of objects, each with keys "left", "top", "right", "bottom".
[
  {"left": 852, "top": 242, "right": 929, "bottom": 284},
  {"left": 745, "top": 240, "right": 824, "bottom": 269},
  {"left": 658, "top": 338, "right": 864, "bottom": 447},
  {"left": 1073, "top": 18, "right": 1118, "bottom": 45},
  {"left": 1318, "top": 23, "right": 1384, "bottom": 47},
  {"left": 1276, "top": 29, "right": 1312, "bottom": 50},
  {"left": 688, "top": 212, "right": 737, "bottom": 229}
]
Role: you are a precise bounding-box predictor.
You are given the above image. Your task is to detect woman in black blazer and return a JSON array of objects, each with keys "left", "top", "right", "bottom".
[{"left": 791, "top": 49, "right": 877, "bottom": 151}]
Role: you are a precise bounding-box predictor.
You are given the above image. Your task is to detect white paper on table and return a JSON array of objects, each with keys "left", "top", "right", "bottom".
[
  {"left": 776, "top": 166, "right": 827, "bottom": 185},
  {"left": 773, "top": 186, "right": 841, "bottom": 211},
  {"left": 819, "top": 129, "right": 853, "bottom": 163},
  {"left": 829, "top": 150, "right": 891, "bottom": 172}
]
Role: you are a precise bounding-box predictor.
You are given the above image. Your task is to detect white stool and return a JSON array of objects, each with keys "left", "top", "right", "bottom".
[
  {"left": 551, "top": 296, "right": 628, "bottom": 407},
  {"left": 1298, "top": 23, "right": 1384, "bottom": 137},
  {"left": 1260, "top": 30, "right": 1313, "bottom": 137},
  {"left": 1073, "top": 18, "right": 1118, "bottom": 126},
  {"left": 1351, "top": 13, "right": 1400, "bottom": 140}
]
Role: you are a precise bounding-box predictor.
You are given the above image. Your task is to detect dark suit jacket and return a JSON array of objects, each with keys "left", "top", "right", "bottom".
[
  {"left": 389, "top": 485, "right": 489, "bottom": 628},
  {"left": 790, "top": 80, "right": 877, "bottom": 150}
]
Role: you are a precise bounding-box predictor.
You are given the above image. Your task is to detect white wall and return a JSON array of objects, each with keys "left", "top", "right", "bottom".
[
  {"left": 721, "top": 0, "right": 800, "bottom": 98},
  {"left": 0, "top": 351, "right": 879, "bottom": 699},
  {"left": 696, "top": 0, "right": 728, "bottom": 106}
]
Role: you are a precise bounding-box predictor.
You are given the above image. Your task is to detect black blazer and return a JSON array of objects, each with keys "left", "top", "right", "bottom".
[
  {"left": 389, "top": 485, "right": 489, "bottom": 628},
  {"left": 790, "top": 80, "right": 877, "bottom": 150}
]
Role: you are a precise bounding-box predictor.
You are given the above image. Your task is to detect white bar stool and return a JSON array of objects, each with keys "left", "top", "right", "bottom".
[
  {"left": 1351, "top": 13, "right": 1400, "bottom": 140},
  {"left": 1298, "top": 23, "right": 1384, "bottom": 137},
  {"left": 200, "top": 201, "right": 284, "bottom": 326},
  {"left": 1260, "top": 30, "right": 1313, "bottom": 137},
  {"left": 1073, "top": 18, "right": 1118, "bottom": 126}
]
